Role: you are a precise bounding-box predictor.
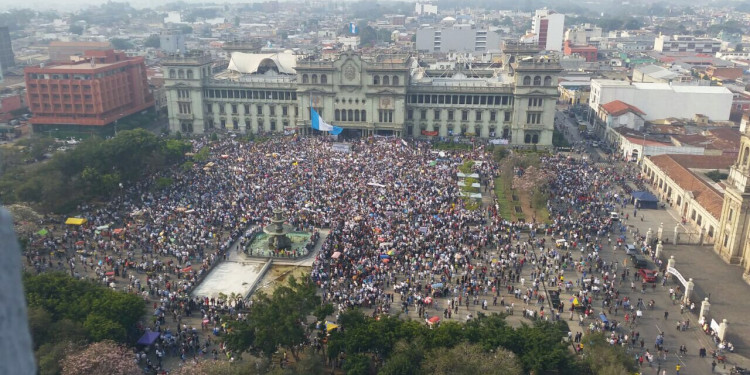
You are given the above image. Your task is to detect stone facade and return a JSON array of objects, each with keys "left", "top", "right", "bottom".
[{"left": 164, "top": 51, "right": 561, "bottom": 146}]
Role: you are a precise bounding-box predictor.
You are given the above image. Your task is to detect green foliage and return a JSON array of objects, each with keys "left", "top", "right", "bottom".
[
  {"left": 494, "top": 176, "right": 513, "bottom": 219},
  {"left": 110, "top": 38, "right": 134, "bottom": 50},
  {"left": 342, "top": 353, "right": 372, "bottom": 375},
  {"left": 210, "top": 133, "right": 220, "bottom": 142},
  {"left": 421, "top": 342, "right": 523, "bottom": 375},
  {"left": 328, "top": 312, "right": 579, "bottom": 375},
  {"left": 179, "top": 25, "right": 193, "bottom": 35},
  {"left": 36, "top": 341, "right": 75, "bottom": 375},
  {"left": 224, "top": 275, "right": 321, "bottom": 360},
  {"left": 705, "top": 169, "right": 728, "bottom": 182},
  {"left": 193, "top": 146, "right": 210, "bottom": 162},
  {"left": 181, "top": 161, "right": 195, "bottom": 172},
  {"left": 458, "top": 160, "right": 475, "bottom": 174},
  {"left": 143, "top": 34, "right": 160, "bottom": 48},
  {"left": 155, "top": 177, "right": 173, "bottom": 189},
  {"left": 0, "top": 130, "right": 188, "bottom": 213},
  {"left": 24, "top": 272, "right": 145, "bottom": 347},
  {"left": 553, "top": 129, "right": 571, "bottom": 148},
  {"left": 579, "top": 332, "right": 636, "bottom": 374},
  {"left": 69, "top": 24, "right": 84, "bottom": 35}
]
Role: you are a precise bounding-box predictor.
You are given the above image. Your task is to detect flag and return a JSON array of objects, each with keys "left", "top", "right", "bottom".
[
  {"left": 349, "top": 22, "right": 358, "bottom": 34},
  {"left": 311, "top": 107, "right": 343, "bottom": 135}
]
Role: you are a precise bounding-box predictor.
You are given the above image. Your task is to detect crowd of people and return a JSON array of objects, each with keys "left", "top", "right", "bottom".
[{"left": 21, "top": 133, "right": 708, "bottom": 373}]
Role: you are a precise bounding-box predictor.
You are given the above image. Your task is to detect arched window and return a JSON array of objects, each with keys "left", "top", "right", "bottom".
[
  {"left": 373, "top": 75, "right": 380, "bottom": 85},
  {"left": 533, "top": 76, "right": 541, "bottom": 86},
  {"left": 393, "top": 76, "right": 399, "bottom": 85},
  {"left": 523, "top": 76, "right": 531, "bottom": 85},
  {"left": 341, "top": 110, "right": 346, "bottom": 121},
  {"left": 321, "top": 74, "right": 327, "bottom": 84},
  {"left": 355, "top": 110, "right": 360, "bottom": 121},
  {"left": 178, "top": 69, "right": 185, "bottom": 79},
  {"left": 312, "top": 74, "right": 318, "bottom": 84},
  {"left": 335, "top": 109, "right": 340, "bottom": 121},
  {"left": 302, "top": 74, "right": 309, "bottom": 83},
  {"left": 383, "top": 76, "right": 390, "bottom": 85},
  {"left": 743, "top": 146, "right": 750, "bottom": 166},
  {"left": 187, "top": 70, "right": 194, "bottom": 79},
  {"left": 544, "top": 76, "right": 552, "bottom": 86},
  {"left": 502, "top": 127, "right": 510, "bottom": 139},
  {"left": 347, "top": 109, "right": 353, "bottom": 121},
  {"left": 525, "top": 133, "right": 531, "bottom": 143},
  {"left": 532, "top": 134, "right": 539, "bottom": 144},
  {"left": 361, "top": 110, "right": 366, "bottom": 121},
  {"left": 169, "top": 69, "right": 176, "bottom": 79}
]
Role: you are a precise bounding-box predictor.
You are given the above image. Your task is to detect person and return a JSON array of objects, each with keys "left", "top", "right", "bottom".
[
  {"left": 675, "top": 364, "right": 680, "bottom": 375},
  {"left": 664, "top": 311, "right": 669, "bottom": 320},
  {"left": 712, "top": 360, "right": 717, "bottom": 373}
]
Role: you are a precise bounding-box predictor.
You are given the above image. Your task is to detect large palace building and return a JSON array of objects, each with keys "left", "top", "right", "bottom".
[{"left": 164, "top": 48, "right": 561, "bottom": 146}]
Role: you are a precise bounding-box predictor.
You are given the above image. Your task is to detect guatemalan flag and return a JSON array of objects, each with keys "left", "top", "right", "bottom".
[{"left": 311, "top": 107, "right": 343, "bottom": 135}]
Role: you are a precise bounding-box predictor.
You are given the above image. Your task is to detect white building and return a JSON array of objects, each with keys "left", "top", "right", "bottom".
[
  {"left": 160, "top": 30, "right": 186, "bottom": 54},
  {"left": 531, "top": 9, "right": 565, "bottom": 51},
  {"left": 565, "top": 23, "right": 602, "bottom": 46},
  {"left": 415, "top": 2, "right": 437, "bottom": 15},
  {"left": 589, "top": 79, "right": 733, "bottom": 122},
  {"left": 416, "top": 24, "right": 502, "bottom": 53},
  {"left": 654, "top": 35, "right": 722, "bottom": 53}
]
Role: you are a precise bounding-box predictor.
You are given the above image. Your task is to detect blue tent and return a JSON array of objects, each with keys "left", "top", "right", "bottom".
[
  {"left": 631, "top": 191, "right": 658, "bottom": 209},
  {"left": 137, "top": 331, "right": 160, "bottom": 346}
]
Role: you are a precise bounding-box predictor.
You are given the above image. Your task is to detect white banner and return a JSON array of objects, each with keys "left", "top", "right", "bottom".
[
  {"left": 667, "top": 266, "right": 687, "bottom": 288},
  {"left": 331, "top": 143, "right": 351, "bottom": 153}
]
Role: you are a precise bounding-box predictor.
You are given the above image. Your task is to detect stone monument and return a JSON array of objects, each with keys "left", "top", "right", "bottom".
[{"left": 263, "top": 208, "right": 292, "bottom": 250}]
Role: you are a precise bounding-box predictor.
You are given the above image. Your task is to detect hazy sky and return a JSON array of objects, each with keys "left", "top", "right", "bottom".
[{"left": 1, "top": 0, "right": 357, "bottom": 12}]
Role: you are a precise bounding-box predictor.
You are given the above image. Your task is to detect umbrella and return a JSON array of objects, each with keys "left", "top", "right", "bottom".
[
  {"left": 424, "top": 297, "right": 433, "bottom": 304},
  {"left": 105, "top": 271, "right": 115, "bottom": 276},
  {"left": 382, "top": 258, "right": 390, "bottom": 263},
  {"left": 427, "top": 316, "right": 440, "bottom": 324},
  {"left": 75, "top": 241, "right": 84, "bottom": 246},
  {"left": 331, "top": 252, "right": 342, "bottom": 259},
  {"left": 379, "top": 254, "right": 390, "bottom": 259},
  {"left": 387, "top": 250, "right": 396, "bottom": 256},
  {"left": 325, "top": 321, "right": 339, "bottom": 332},
  {"left": 431, "top": 283, "right": 443, "bottom": 289},
  {"left": 37, "top": 228, "right": 49, "bottom": 236}
]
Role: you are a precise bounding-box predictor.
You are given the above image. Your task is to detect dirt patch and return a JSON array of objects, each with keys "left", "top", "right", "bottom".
[{"left": 255, "top": 265, "right": 311, "bottom": 295}]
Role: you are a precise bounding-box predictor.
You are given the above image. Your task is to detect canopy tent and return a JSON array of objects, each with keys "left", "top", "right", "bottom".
[
  {"left": 325, "top": 321, "right": 339, "bottom": 332},
  {"left": 227, "top": 51, "right": 297, "bottom": 75},
  {"left": 137, "top": 331, "right": 160, "bottom": 346},
  {"left": 631, "top": 191, "right": 659, "bottom": 209},
  {"left": 65, "top": 217, "right": 87, "bottom": 225},
  {"left": 37, "top": 228, "right": 48, "bottom": 236}
]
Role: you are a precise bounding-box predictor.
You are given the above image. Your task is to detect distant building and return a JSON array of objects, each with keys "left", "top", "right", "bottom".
[
  {"left": 0, "top": 94, "right": 24, "bottom": 122},
  {"left": 654, "top": 35, "right": 721, "bottom": 53},
  {"left": 416, "top": 25, "right": 502, "bottom": 53},
  {"left": 162, "top": 50, "right": 562, "bottom": 146},
  {"left": 563, "top": 41, "right": 597, "bottom": 62},
  {"left": 0, "top": 26, "right": 15, "bottom": 72},
  {"left": 531, "top": 9, "right": 565, "bottom": 51},
  {"left": 632, "top": 65, "right": 691, "bottom": 84},
  {"left": 47, "top": 41, "right": 112, "bottom": 62},
  {"left": 565, "top": 23, "right": 602, "bottom": 46},
  {"left": 160, "top": 29, "right": 186, "bottom": 54},
  {"left": 415, "top": 2, "right": 437, "bottom": 15},
  {"left": 24, "top": 49, "right": 154, "bottom": 132}
]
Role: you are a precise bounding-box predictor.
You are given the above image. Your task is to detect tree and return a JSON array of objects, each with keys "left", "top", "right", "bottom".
[
  {"left": 224, "top": 275, "right": 323, "bottom": 361},
  {"left": 60, "top": 341, "right": 140, "bottom": 375},
  {"left": 144, "top": 34, "right": 160, "bottom": 48},
  {"left": 110, "top": 38, "right": 134, "bottom": 50},
  {"left": 69, "top": 24, "right": 84, "bottom": 35},
  {"left": 579, "top": 332, "right": 636, "bottom": 374},
  {"left": 421, "top": 342, "right": 523, "bottom": 375},
  {"left": 179, "top": 25, "right": 193, "bottom": 35}
]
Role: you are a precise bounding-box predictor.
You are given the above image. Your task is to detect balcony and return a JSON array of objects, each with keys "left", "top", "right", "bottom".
[{"left": 177, "top": 113, "right": 194, "bottom": 120}]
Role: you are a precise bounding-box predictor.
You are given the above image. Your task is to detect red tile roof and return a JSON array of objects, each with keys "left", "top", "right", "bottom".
[
  {"left": 601, "top": 100, "right": 646, "bottom": 117},
  {"left": 648, "top": 154, "right": 735, "bottom": 218}
]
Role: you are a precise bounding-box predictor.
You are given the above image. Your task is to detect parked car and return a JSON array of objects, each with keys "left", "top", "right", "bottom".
[
  {"left": 638, "top": 268, "right": 658, "bottom": 283},
  {"left": 630, "top": 254, "right": 648, "bottom": 269},
  {"left": 625, "top": 244, "right": 637, "bottom": 256},
  {"left": 610, "top": 212, "right": 620, "bottom": 221}
]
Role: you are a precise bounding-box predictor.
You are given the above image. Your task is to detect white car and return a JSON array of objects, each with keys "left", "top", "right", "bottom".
[{"left": 610, "top": 212, "right": 620, "bottom": 221}]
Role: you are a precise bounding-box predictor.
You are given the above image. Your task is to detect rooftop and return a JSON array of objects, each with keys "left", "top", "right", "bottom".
[{"left": 601, "top": 100, "right": 645, "bottom": 116}]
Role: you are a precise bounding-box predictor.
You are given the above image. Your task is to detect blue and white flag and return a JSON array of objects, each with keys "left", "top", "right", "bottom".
[
  {"left": 311, "top": 107, "right": 343, "bottom": 135},
  {"left": 349, "top": 22, "right": 358, "bottom": 34}
]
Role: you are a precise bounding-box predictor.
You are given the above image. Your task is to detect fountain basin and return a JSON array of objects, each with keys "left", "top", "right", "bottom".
[{"left": 246, "top": 232, "right": 313, "bottom": 258}]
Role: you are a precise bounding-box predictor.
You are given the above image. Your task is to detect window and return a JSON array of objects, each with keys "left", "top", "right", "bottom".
[
  {"left": 407, "top": 109, "right": 413, "bottom": 120},
  {"left": 526, "top": 112, "right": 541, "bottom": 124},
  {"left": 434, "top": 110, "right": 441, "bottom": 120},
  {"left": 348, "top": 109, "right": 354, "bottom": 121},
  {"left": 312, "top": 74, "right": 318, "bottom": 84},
  {"left": 361, "top": 110, "right": 366, "bottom": 121},
  {"left": 220, "top": 119, "right": 226, "bottom": 129},
  {"left": 271, "top": 120, "right": 277, "bottom": 132},
  {"left": 177, "top": 89, "right": 189, "bottom": 99},
  {"left": 420, "top": 110, "right": 427, "bottom": 120},
  {"left": 244, "top": 104, "right": 250, "bottom": 114},
  {"left": 729, "top": 209, "right": 734, "bottom": 222},
  {"left": 282, "top": 106, "right": 288, "bottom": 116},
  {"left": 257, "top": 105, "right": 263, "bottom": 115},
  {"left": 528, "top": 97, "right": 543, "bottom": 107},
  {"left": 523, "top": 76, "right": 531, "bottom": 85},
  {"left": 302, "top": 74, "right": 309, "bottom": 83},
  {"left": 178, "top": 70, "right": 184, "bottom": 79},
  {"left": 475, "top": 111, "right": 482, "bottom": 121},
  {"left": 544, "top": 76, "right": 552, "bottom": 86},
  {"left": 373, "top": 75, "right": 380, "bottom": 85},
  {"left": 504, "top": 111, "right": 511, "bottom": 122},
  {"left": 392, "top": 76, "right": 399, "bottom": 85},
  {"left": 219, "top": 105, "right": 226, "bottom": 115},
  {"left": 533, "top": 76, "right": 541, "bottom": 86},
  {"left": 335, "top": 109, "right": 341, "bottom": 121},
  {"left": 448, "top": 110, "right": 454, "bottom": 121},
  {"left": 524, "top": 133, "right": 539, "bottom": 144},
  {"left": 354, "top": 110, "right": 360, "bottom": 121},
  {"left": 232, "top": 119, "right": 238, "bottom": 129},
  {"left": 169, "top": 69, "right": 176, "bottom": 79},
  {"left": 461, "top": 110, "right": 469, "bottom": 121},
  {"left": 187, "top": 70, "right": 194, "bottom": 79},
  {"left": 490, "top": 111, "right": 496, "bottom": 121},
  {"left": 206, "top": 104, "right": 213, "bottom": 113},
  {"left": 378, "top": 109, "right": 394, "bottom": 123},
  {"left": 232, "top": 104, "right": 238, "bottom": 115},
  {"left": 383, "top": 76, "right": 390, "bottom": 85},
  {"left": 270, "top": 106, "right": 276, "bottom": 116},
  {"left": 321, "top": 74, "right": 327, "bottom": 84}
]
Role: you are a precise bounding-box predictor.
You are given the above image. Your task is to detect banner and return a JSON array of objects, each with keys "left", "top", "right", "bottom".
[
  {"left": 666, "top": 266, "right": 687, "bottom": 288},
  {"left": 421, "top": 130, "right": 438, "bottom": 136}
]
